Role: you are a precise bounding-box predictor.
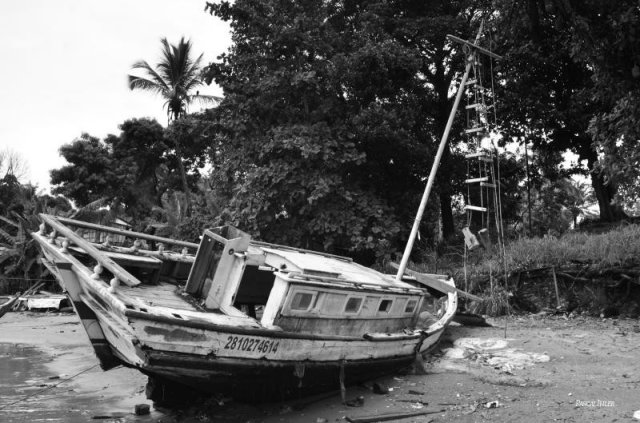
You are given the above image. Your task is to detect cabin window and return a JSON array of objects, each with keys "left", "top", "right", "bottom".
[
  {"left": 405, "top": 299, "right": 418, "bottom": 313},
  {"left": 344, "top": 297, "right": 363, "bottom": 313},
  {"left": 378, "top": 299, "right": 393, "bottom": 313},
  {"left": 291, "top": 292, "right": 314, "bottom": 310}
]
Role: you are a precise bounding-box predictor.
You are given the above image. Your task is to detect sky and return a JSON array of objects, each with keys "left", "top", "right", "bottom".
[{"left": 0, "top": 1, "right": 230, "bottom": 191}]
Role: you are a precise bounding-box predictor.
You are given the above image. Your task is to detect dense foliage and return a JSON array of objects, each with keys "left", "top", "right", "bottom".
[
  {"left": 42, "top": 1, "right": 640, "bottom": 265},
  {"left": 128, "top": 37, "right": 219, "bottom": 212},
  {"left": 0, "top": 160, "right": 71, "bottom": 283},
  {"left": 201, "top": 0, "right": 510, "bottom": 260},
  {"left": 491, "top": 0, "right": 639, "bottom": 222},
  {"left": 50, "top": 118, "right": 209, "bottom": 222}
]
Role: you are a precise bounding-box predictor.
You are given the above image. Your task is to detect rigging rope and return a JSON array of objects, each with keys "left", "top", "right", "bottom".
[
  {"left": 461, "top": 23, "right": 508, "bottom": 305},
  {"left": 0, "top": 363, "right": 100, "bottom": 411}
]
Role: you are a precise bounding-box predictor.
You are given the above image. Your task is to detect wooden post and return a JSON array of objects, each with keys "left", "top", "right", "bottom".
[
  {"left": 339, "top": 360, "right": 346, "bottom": 405},
  {"left": 551, "top": 266, "right": 561, "bottom": 309}
]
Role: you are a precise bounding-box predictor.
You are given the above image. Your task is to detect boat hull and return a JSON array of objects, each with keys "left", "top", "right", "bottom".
[
  {"left": 32, "top": 219, "right": 457, "bottom": 400},
  {"left": 73, "top": 284, "right": 450, "bottom": 399}
]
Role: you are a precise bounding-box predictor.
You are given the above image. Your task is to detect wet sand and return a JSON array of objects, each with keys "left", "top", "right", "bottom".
[
  {"left": 1, "top": 312, "right": 639, "bottom": 422},
  {"left": 0, "top": 312, "right": 161, "bottom": 422}
]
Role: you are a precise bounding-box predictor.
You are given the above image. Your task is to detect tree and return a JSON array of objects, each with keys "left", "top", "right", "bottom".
[
  {"left": 0, "top": 148, "right": 29, "bottom": 182},
  {"left": 203, "top": 0, "right": 510, "bottom": 259},
  {"left": 50, "top": 134, "right": 118, "bottom": 206},
  {"left": 580, "top": 2, "right": 640, "bottom": 207},
  {"left": 50, "top": 119, "right": 175, "bottom": 221},
  {"left": 128, "top": 37, "right": 218, "bottom": 212},
  {"left": 206, "top": 0, "right": 490, "bottom": 257},
  {"left": 106, "top": 118, "right": 168, "bottom": 209},
  {"left": 491, "top": 0, "right": 632, "bottom": 222},
  {"left": 0, "top": 183, "right": 71, "bottom": 283}
]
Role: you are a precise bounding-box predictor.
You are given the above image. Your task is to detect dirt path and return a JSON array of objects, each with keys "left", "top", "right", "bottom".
[{"left": 1, "top": 312, "right": 639, "bottom": 422}]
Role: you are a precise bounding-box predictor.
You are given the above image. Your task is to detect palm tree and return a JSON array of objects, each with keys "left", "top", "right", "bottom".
[{"left": 128, "top": 37, "right": 219, "bottom": 212}]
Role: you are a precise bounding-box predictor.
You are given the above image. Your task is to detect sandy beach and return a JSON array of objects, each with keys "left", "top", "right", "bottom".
[{"left": 1, "top": 311, "right": 639, "bottom": 422}]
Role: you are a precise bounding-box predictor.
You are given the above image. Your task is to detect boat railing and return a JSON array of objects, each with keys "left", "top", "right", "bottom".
[
  {"left": 37, "top": 214, "right": 199, "bottom": 288},
  {"left": 51, "top": 215, "right": 199, "bottom": 251}
]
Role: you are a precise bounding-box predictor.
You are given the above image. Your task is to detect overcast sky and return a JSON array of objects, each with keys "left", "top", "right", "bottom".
[{"left": 0, "top": 1, "right": 230, "bottom": 191}]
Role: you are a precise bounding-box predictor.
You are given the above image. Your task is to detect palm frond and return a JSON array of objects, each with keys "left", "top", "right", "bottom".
[
  {"left": 0, "top": 215, "right": 19, "bottom": 228},
  {"left": 128, "top": 76, "right": 169, "bottom": 96},
  {"left": 0, "top": 249, "right": 19, "bottom": 266},
  {"left": 130, "top": 61, "right": 169, "bottom": 90},
  {"left": 0, "top": 228, "right": 15, "bottom": 244},
  {"left": 189, "top": 94, "right": 223, "bottom": 107},
  {"left": 16, "top": 224, "right": 25, "bottom": 243},
  {"left": 70, "top": 197, "right": 111, "bottom": 223},
  {"left": 131, "top": 37, "right": 207, "bottom": 122}
]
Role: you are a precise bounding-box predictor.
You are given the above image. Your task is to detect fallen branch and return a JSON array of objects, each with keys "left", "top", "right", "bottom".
[{"left": 346, "top": 408, "right": 444, "bottom": 423}]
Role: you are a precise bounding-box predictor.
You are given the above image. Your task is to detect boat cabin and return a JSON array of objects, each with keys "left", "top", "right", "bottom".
[{"left": 183, "top": 226, "right": 426, "bottom": 336}]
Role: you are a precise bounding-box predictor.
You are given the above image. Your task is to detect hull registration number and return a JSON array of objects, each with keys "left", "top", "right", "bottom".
[{"left": 224, "top": 336, "right": 280, "bottom": 353}]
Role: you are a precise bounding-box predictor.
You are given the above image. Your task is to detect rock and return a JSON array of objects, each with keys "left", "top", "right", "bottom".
[
  {"left": 134, "top": 403, "right": 150, "bottom": 416},
  {"left": 633, "top": 410, "right": 640, "bottom": 420},
  {"left": 373, "top": 382, "right": 389, "bottom": 394},
  {"left": 345, "top": 396, "right": 365, "bottom": 407}
]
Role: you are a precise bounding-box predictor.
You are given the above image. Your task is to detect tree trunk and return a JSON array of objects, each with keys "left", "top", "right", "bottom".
[
  {"left": 439, "top": 144, "right": 456, "bottom": 240},
  {"left": 440, "top": 191, "right": 455, "bottom": 240},
  {"left": 586, "top": 152, "right": 626, "bottom": 222},
  {"left": 173, "top": 139, "right": 192, "bottom": 216}
]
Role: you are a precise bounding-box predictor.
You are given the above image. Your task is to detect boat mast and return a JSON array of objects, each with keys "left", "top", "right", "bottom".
[{"left": 395, "top": 22, "right": 494, "bottom": 282}]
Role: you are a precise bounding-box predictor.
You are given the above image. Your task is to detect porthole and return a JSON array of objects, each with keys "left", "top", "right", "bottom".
[
  {"left": 290, "top": 292, "right": 314, "bottom": 310},
  {"left": 405, "top": 299, "right": 418, "bottom": 313},
  {"left": 344, "top": 297, "right": 363, "bottom": 313},
  {"left": 378, "top": 299, "right": 392, "bottom": 313}
]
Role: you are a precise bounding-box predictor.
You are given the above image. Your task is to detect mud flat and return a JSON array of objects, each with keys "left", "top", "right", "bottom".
[
  {"left": 249, "top": 315, "right": 640, "bottom": 423},
  {"left": 1, "top": 312, "right": 639, "bottom": 422},
  {"left": 0, "top": 311, "right": 159, "bottom": 422}
]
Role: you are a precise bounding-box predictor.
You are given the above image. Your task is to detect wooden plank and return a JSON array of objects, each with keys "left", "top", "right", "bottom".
[
  {"left": 465, "top": 151, "right": 492, "bottom": 160},
  {"left": 551, "top": 266, "right": 561, "bottom": 308},
  {"left": 89, "top": 243, "right": 196, "bottom": 264},
  {"left": 346, "top": 409, "right": 444, "bottom": 422},
  {"left": 465, "top": 176, "right": 489, "bottom": 184},
  {"left": 40, "top": 214, "right": 141, "bottom": 287},
  {"left": 389, "top": 263, "right": 482, "bottom": 302},
  {"left": 446, "top": 34, "right": 503, "bottom": 59},
  {"left": 464, "top": 126, "right": 487, "bottom": 134},
  {"left": 68, "top": 246, "right": 163, "bottom": 268},
  {"left": 53, "top": 215, "right": 198, "bottom": 249},
  {"left": 56, "top": 261, "right": 122, "bottom": 370},
  {"left": 185, "top": 230, "right": 221, "bottom": 295},
  {"left": 464, "top": 205, "right": 488, "bottom": 212}
]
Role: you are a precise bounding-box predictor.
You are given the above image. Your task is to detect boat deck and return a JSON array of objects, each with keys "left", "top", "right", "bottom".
[{"left": 117, "top": 282, "right": 199, "bottom": 311}]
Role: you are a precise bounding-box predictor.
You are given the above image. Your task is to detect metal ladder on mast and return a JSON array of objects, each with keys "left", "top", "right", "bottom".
[
  {"left": 394, "top": 24, "right": 502, "bottom": 282},
  {"left": 449, "top": 34, "right": 503, "bottom": 251}
]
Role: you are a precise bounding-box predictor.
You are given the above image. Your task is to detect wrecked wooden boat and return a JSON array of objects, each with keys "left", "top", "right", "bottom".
[
  {"left": 32, "top": 214, "right": 458, "bottom": 399},
  {"left": 29, "top": 27, "right": 504, "bottom": 402}
]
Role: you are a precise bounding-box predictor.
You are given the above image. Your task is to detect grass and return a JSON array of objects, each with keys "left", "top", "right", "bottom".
[
  {"left": 460, "top": 223, "right": 640, "bottom": 281},
  {"left": 400, "top": 224, "right": 640, "bottom": 316}
]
